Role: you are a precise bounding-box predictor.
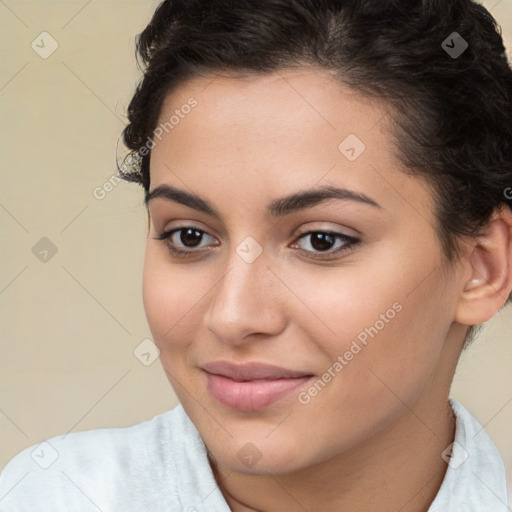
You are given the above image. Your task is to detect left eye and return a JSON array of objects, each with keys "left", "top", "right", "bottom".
[
  {"left": 154, "top": 227, "right": 359, "bottom": 260},
  {"left": 292, "top": 230, "right": 359, "bottom": 257}
]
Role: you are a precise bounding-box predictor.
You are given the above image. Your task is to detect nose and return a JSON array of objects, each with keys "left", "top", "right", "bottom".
[{"left": 203, "top": 248, "right": 287, "bottom": 346}]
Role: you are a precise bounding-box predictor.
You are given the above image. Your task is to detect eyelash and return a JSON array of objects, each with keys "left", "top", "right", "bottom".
[{"left": 153, "top": 226, "right": 360, "bottom": 261}]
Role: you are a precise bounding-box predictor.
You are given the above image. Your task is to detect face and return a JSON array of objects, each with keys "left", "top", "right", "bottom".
[{"left": 143, "top": 68, "right": 463, "bottom": 475}]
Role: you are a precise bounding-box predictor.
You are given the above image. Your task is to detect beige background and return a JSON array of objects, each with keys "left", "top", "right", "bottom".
[{"left": 1, "top": 0, "right": 511, "bottom": 492}]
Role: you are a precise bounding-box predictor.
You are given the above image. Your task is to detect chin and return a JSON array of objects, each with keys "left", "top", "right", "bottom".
[
  {"left": 211, "top": 439, "right": 313, "bottom": 477},
  {"left": 223, "top": 456, "right": 299, "bottom": 477}
]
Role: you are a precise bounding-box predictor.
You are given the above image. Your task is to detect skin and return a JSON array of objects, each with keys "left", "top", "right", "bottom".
[{"left": 142, "top": 68, "right": 512, "bottom": 511}]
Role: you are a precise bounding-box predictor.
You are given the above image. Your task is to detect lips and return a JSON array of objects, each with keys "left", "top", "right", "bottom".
[
  {"left": 202, "top": 360, "right": 312, "bottom": 381},
  {"left": 202, "top": 360, "right": 314, "bottom": 411}
]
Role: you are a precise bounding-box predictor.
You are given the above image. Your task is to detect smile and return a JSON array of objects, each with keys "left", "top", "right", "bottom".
[{"left": 204, "top": 372, "right": 313, "bottom": 411}]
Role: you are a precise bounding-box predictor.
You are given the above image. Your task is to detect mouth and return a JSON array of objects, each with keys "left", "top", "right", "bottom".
[
  {"left": 201, "top": 360, "right": 314, "bottom": 411},
  {"left": 202, "top": 360, "right": 313, "bottom": 380}
]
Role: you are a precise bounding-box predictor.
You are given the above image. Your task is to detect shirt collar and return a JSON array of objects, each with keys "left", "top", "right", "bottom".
[{"left": 427, "top": 398, "right": 509, "bottom": 511}]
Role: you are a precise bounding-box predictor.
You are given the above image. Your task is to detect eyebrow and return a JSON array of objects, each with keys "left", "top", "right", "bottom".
[{"left": 145, "top": 183, "right": 382, "bottom": 218}]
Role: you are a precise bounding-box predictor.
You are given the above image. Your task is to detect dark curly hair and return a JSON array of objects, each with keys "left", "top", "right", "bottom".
[{"left": 119, "top": 0, "right": 512, "bottom": 346}]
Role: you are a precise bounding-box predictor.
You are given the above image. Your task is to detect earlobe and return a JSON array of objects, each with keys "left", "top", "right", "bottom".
[{"left": 455, "top": 206, "right": 512, "bottom": 325}]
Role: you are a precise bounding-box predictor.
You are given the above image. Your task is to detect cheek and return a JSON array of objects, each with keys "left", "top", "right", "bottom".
[
  {"left": 293, "top": 248, "right": 453, "bottom": 402},
  {"left": 142, "top": 245, "right": 202, "bottom": 354},
  {"left": 285, "top": 258, "right": 408, "bottom": 354},
  {"left": 283, "top": 261, "right": 454, "bottom": 457}
]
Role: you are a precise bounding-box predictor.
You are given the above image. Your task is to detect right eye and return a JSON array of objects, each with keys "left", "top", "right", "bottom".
[{"left": 153, "top": 226, "right": 219, "bottom": 258}]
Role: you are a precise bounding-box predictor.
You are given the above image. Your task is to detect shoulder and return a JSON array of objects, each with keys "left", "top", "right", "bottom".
[{"left": 0, "top": 405, "right": 187, "bottom": 511}]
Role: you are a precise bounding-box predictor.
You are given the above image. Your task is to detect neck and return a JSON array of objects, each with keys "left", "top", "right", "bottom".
[{"left": 209, "top": 397, "right": 456, "bottom": 512}]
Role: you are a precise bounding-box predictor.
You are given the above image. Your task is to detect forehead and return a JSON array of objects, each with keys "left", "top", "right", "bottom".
[
  {"left": 159, "top": 67, "right": 387, "bottom": 141},
  {"left": 152, "top": 68, "right": 389, "bottom": 173},
  {"left": 149, "top": 68, "right": 434, "bottom": 219}
]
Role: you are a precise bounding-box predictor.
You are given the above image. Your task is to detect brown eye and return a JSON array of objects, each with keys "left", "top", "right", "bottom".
[
  {"left": 292, "top": 230, "right": 360, "bottom": 260},
  {"left": 153, "top": 227, "right": 360, "bottom": 261},
  {"left": 178, "top": 228, "right": 205, "bottom": 248},
  {"left": 306, "top": 232, "right": 336, "bottom": 252},
  {"left": 154, "top": 226, "right": 218, "bottom": 257}
]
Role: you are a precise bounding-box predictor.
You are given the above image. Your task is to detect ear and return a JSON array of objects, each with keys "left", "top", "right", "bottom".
[{"left": 454, "top": 206, "right": 512, "bottom": 325}]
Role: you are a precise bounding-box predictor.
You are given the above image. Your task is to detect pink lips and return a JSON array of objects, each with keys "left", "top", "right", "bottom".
[{"left": 202, "top": 360, "right": 313, "bottom": 411}]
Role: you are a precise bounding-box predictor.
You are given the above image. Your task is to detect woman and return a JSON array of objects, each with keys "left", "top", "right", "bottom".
[{"left": 1, "top": 0, "right": 511, "bottom": 510}]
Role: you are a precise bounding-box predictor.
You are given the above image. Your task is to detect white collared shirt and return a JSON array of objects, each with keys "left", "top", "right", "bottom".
[
  {"left": 0, "top": 399, "right": 508, "bottom": 511},
  {"left": 428, "top": 399, "right": 509, "bottom": 511}
]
